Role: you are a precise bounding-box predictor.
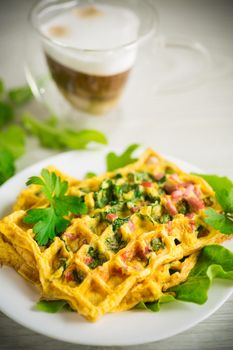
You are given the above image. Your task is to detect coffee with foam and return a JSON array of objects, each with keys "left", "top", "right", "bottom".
[
  {"left": 41, "top": 4, "right": 140, "bottom": 77},
  {"left": 40, "top": 4, "right": 140, "bottom": 114}
]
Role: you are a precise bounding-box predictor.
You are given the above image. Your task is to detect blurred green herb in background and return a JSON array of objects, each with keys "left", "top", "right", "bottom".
[{"left": 0, "top": 78, "right": 108, "bottom": 185}]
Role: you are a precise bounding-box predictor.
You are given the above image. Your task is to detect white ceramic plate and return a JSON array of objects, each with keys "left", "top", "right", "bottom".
[{"left": 0, "top": 149, "right": 232, "bottom": 346}]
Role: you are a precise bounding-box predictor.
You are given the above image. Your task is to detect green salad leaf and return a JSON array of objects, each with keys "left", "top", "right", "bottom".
[
  {"left": 136, "top": 295, "right": 175, "bottom": 312},
  {"left": 196, "top": 174, "right": 233, "bottom": 213},
  {"left": 22, "top": 114, "right": 107, "bottom": 150},
  {"left": 0, "top": 149, "right": 15, "bottom": 185},
  {"left": 194, "top": 174, "right": 233, "bottom": 235},
  {"left": 169, "top": 245, "right": 233, "bottom": 304},
  {"left": 23, "top": 169, "right": 87, "bottom": 245},
  {"left": 36, "top": 300, "right": 69, "bottom": 313},
  {"left": 204, "top": 208, "right": 233, "bottom": 235},
  {"left": 106, "top": 144, "right": 139, "bottom": 171},
  {"left": 8, "top": 85, "right": 33, "bottom": 105}
]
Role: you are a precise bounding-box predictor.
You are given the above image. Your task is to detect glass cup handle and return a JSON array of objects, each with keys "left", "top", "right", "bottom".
[{"left": 152, "top": 35, "right": 212, "bottom": 94}]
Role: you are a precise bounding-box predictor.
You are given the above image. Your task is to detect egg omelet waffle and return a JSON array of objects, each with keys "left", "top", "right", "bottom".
[{"left": 0, "top": 149, "right": 231, "bottom": 321}]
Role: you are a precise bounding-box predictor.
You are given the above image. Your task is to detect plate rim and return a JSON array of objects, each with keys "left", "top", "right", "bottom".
[{"left": 0, "top": 148, "right": 232, "bottom": 346}]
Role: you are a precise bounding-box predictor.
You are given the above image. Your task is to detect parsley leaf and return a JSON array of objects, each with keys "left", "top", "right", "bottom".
[
  {"left": 22, "top": 114, "right": 107, "bottom": 150},
  {"left": 8, "top": 85, "right": 33, "bottom": 105},
  {"left": 0, "top": 126, "right": 25, "bottom": 159},
  {"left": 24, "top": 207, "right": 70, "bottom": 245},
  {"left": 204, "top": 208, "right": 233, "bottom": 235},
  {"left": 0, "top": 149, "right": 15, "bottom": 185},
  {"left": 106, "top": 144, "right": 139, "bottom": 171},
  {"left": 195, "top": 174, "right": 233, "bottom": 213},
  {"left": 169, "top": 245, "right": 233, "bottom": 304},
  {"left": 23, "top": 169, "right": 88, "bottom": 245}
]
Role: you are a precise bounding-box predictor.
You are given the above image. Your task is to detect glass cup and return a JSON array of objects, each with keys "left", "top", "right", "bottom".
[{"left": 26, "top": 0, "right": 158, "bottom": 116}]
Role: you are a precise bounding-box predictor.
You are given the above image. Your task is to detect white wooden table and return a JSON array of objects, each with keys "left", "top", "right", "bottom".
[{"left": 0, "top": 0, "right": 233, "bottom": 349}]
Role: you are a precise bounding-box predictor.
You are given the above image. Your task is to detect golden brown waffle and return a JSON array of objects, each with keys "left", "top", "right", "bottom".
[{"left": 0, "top": 149, "right": 232, "bottom": 321}]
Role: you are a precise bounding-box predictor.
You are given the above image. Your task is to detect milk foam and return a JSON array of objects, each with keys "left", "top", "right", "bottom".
[{"left": 41, "top": 4, "right": 140, "bottom": 76}]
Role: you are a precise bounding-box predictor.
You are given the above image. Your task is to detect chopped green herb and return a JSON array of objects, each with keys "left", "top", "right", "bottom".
[
  {"left": 23, "top": 169, "right": 87, "bottom": 245},
  {"left": 105, "top": 232, "right": 127, "bottom": 253},
  {"left": 157, "top": 175, "right": 166, "bottom": 184},
  {"left": 87, "top": 246, "right": 107, "bottom": 269},
  {"left": 159, "top": 213, "right": 171, "bottom": 224},
  {"left": 112, "top": 217, "right": 130, "bottom": 232},
  {"left": 127, "top": 171, "right": 154, "bottom": 183},
  {"left": 133, "top": 184, "right": 143, "bottom": 200},
  {"left": 176, "top": 199, "right": 190, "bottom": 215},
  {"left": 73, "top": 269, "right": 85, "bottom": 284},
  {"left": 137, "top": 213, "right": 156, "bottom": 224},
  {"left": 106, "top": 144, "right": 139, "bottom": 171},
  {"left": 94, "top": 180, "right": 113, "bottom": 208},
  {"left": 151, "top": 237, "right": 165, "bottom": 252}
]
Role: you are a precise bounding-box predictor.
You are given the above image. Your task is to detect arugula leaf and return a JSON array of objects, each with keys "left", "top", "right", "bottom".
[
  {"left": 62, "top": 129, "right": 107, "bottom": 149},
  {"left": 106, "top": 144, "right": 139, "bottom": 171},
  {"left": 0, "top": 101, "right": 14, "bottom": 128},
  {"left": 136, "top": 295, "right": 175, "bottom": 312},
  {"left": 22, "top": 114, "right": 107, "bottom": 150},
  {"left": 0, "top": 149, "right": 15, "bottom": 185},
  {"left": 8, "top": 85, "right": 33, "bottom": 105},
  {"left": 0, "top": 126, "right": 25, "bottom": 159},
  {"left": 169, "top": 245, "right": 233, "bottom": 304},
  {"left": 204, "top": 208, "right": 233, "bottom": 235},
  {"left": 36, "top": 300, "right": 68, "bottom": 313},
  {"left": 195, "top": 174, "right": 233, "bottom": 213},
  {"left": 23, "top": 169, "right": 87, "bottom": 245},
  {"left": 0, "top": 79, "right": 4, "bottom": 96}
]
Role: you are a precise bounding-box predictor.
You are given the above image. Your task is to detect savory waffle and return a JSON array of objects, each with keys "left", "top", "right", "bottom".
[{"left": 0, "top": 149, "right": 231, "bottom": 321}]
